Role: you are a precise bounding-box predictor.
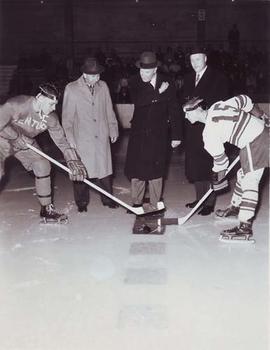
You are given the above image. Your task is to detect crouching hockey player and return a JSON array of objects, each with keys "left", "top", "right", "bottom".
[
  {"left": 183, "top": 95, "right": 269, "bottom": 242},
  {"left": 0, "top": 83, "right": 87, "bottom": 223}
]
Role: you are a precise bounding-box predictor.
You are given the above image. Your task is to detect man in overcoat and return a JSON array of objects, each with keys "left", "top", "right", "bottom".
[
  {"left": 181, "top": 47, "right": 230, "bottom": 215},
  {"left": 124, "top": 51, "right": 182, "bottom": 211},
  {"left": 62, "top": 57, "right": 119, "bottom": 212}
]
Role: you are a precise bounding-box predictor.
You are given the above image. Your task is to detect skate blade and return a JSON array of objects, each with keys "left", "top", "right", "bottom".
[{"left": 219, "top": 235, "right": 256, "bottom": 244}]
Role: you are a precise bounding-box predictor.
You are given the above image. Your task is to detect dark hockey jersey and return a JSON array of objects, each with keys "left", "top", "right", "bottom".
[{"left": 0, "top": 95, "right": 72, "bottom": 156}]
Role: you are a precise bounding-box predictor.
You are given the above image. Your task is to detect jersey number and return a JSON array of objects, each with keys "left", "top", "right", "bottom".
[{"left": 212, "top": 103, "right": 239, "bottom": 122}]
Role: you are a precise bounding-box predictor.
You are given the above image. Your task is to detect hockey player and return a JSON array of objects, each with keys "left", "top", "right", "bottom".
[
  {"left": 183, "top": 95, "right": 269, "bottom": 241},
  {"left": 0, "top": 83, "right": 87, "bottom": 223}
]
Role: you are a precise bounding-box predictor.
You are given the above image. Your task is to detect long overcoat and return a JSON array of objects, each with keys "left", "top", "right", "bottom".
[
  {"left": 62, "top": 76, "right": 119, "bottom": 179},
  {"left": 182, "top": 67, "right": 229, "bottom": 182},
  {"left": 124, "top": 73, "right": 182, "bottom": 180}
]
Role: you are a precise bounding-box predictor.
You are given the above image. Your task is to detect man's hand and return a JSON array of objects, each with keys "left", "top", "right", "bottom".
[
  {"left": 159, "top": 82, "right": 169, "bottom": 94},
  {"left": 211, "top": 170, "right": 229, "bottom": 192},
  {"left": 67, "top": 159, "right": 88, "bottom": 182},
  {"left": 110, "top": 136, "right": 118, "bottom": 143},
  {"left": 171, "top": 140, "right": 181, "bottom": 148}
]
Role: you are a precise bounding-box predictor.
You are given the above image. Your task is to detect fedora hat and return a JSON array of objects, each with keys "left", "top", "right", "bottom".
[
  {"left": 81, "top": 57, "right": 104, "bottom": 74},
  {"left": 136, "top": 51, "right": 159, "bottom": 69},
  {"left": 190, "top": 46, "right": 207, "bottom": 56}
]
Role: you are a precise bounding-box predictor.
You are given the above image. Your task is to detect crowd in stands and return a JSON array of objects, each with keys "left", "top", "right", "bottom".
[{"left": 8, "top": 44, "right": 269, "bottom": 106}]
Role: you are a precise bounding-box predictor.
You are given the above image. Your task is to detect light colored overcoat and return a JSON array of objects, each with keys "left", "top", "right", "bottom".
[{"left": 62, "top": 76, "right": 119, "bottom": 178}]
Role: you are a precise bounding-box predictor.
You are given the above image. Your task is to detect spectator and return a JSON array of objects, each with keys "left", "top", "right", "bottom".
[
  {"left": 62, "top": 57, "right": 119, "bottom": 212},
  {"left": 115, "top": 78, "right": 131, "bottom": 104},
  {"left": 228, "top": 24, "right": 240, "bottom": 56},
  {"left": 180, "top": 46, "right": 230, "bottom": 215},
  {"left": 124, "top": 51, "right": 182, "bottom": 216}
]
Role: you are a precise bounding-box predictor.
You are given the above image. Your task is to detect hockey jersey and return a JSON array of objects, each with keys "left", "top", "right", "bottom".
[
  {"left": 202, "top": 95, "right": 265, "bottom": 172},
  {"left": 0, "top": 95, "right": 72, "bottom": 157}
]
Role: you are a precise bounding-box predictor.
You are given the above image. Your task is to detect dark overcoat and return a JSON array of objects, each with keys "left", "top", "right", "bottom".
[
  {"left": 124, "top": 73, "right": 182, "bottom": 180},
  {"left": 182, "top": 66, "right": 229, "bottom": 182}
]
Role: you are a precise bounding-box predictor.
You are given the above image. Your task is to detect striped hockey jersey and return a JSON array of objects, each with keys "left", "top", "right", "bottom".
[{"left": 202, "top": 95, "right": 265, "bottom": 172}]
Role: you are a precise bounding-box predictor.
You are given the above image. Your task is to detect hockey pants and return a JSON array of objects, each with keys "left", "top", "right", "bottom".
[{"left": 13, "top": 146, "right": 52, "bottom": 206}]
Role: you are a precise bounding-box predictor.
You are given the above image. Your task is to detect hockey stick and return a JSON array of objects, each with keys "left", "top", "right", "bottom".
[
  {"left": 26, "top": 143, "right": 165, "bottom": 216},
  {"left": 158, "top": 155, "right": 240, "bottom": 226}
]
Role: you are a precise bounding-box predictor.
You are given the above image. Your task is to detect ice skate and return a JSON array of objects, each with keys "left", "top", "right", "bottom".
[
  {"left": 215, "top": 205, "right": 239, "bottom": 218},
  {"left": 219, "top": 221, "right": 255, "bottom": 243},
  {"left": 40, "top": 204, "right": 68, "bottom": 224}
]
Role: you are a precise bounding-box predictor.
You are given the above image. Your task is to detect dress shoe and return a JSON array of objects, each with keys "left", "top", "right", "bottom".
[
  {"left": 102, "top": 202, "right": 119, "bottom": 209},
  {"left": 197, "top": 205, "right": 214, "bottom": 216},
  {"left": 185, "top": 200, "right": 199, "bottom": 208},
  {"left": 78, "top": 206, "right": 87, "bottom": 212}
]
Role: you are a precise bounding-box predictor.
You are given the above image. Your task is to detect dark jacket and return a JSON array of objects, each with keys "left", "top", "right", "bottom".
[
  {"left": 124, "top": 73, "right": 182, "bottom": 180},
  {"left": 182, "top": 66, "right": 229, "bottom": 182}
]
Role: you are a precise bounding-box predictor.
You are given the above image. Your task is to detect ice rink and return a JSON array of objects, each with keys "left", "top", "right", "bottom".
[{"left": 0, "top": 146, "right": 269, "bottom": 350}]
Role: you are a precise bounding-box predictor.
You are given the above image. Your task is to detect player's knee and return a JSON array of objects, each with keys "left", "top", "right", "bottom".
[{"left": 32, "top": 159, "right": 51, "bottom": 177}]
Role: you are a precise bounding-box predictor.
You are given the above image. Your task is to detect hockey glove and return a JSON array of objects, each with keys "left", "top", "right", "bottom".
[
  {"left": 67, "top": 159, "right": 87, "bottom": 182},
  {"left": 211, "top": 170, "right": 229, "bottom": 192},
  {"left": 11, "top": 134, "right": 34, "bottom": 152},
  {"left": 250, "top": 104, "right": 270, "bottom": 128}
]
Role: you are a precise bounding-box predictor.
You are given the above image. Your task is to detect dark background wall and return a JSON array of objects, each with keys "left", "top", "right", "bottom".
[{"left": 0, "top": 0, "right": 269, "bottom": 63}]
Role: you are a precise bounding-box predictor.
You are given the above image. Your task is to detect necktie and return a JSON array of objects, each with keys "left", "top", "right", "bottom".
[
  {"left": 195, "top": 73, "right": 200, "bottom": 86},
  {"left": 89, "top": 85, "right": 95, "bottom": 95}
]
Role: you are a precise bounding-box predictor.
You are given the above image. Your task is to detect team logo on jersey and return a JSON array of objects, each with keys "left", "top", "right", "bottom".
[{"left": 18, "top": 113, "right": 49, "bottom": 131}]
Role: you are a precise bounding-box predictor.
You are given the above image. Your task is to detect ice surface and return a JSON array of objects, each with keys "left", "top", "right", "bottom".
[{"left": 0, "top": 156, "right": 268, "bottom": 350}]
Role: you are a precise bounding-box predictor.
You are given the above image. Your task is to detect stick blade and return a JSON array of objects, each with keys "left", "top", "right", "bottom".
[
  {"left": 131, "top": 206, "right": 145, "bottom": 215},
  {"left": 137, "top": 201, "right": 166, "bottom": 216},
  {"left": 158, "top": 218, "right": 179, "bottom": 226},
  {"left": 157, "top": 201, "right": 165, "bottom": 210},
  {"left": 177, "top": 216, "right": 189, "bottom": 226}
]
